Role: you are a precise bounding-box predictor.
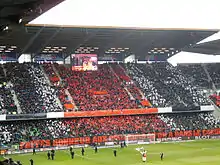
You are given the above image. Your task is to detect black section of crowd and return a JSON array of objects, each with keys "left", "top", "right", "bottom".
[{"left": 125, "top": 63, "right": 211, "bottom": 109}]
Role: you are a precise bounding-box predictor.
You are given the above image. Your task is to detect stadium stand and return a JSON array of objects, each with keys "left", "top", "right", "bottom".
[
  {"left": 5, "top": 63, "right": 62, "bottom": 114},
  {"left": 0, "top": 113, "right": 219, "bottom": 145},
  {"left": 206, "top": 63, "right": 220, "bottom": 88},
  {"left": 125, "top": 63, "right": 210, "bottom": 110},
  {"left": 55, "top": 64, "right": 139, "bottom": 111},
  {"left": 178, "top": 64, "right": 212, "bottom": 88},
  {"left": 0, "top": 66, "right": 17, "bottom": 114}
]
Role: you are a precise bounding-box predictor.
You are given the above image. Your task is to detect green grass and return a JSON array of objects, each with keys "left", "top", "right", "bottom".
[{"left": 1, "top": 140, "right": 220, "bottom": 165}]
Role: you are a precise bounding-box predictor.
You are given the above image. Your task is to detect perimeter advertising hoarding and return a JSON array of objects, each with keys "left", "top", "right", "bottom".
[
  {"left": 0, "top": 53, "right": 17, "bottom": 61},
  {"left": 34, "top": 54, "right": 63, "bottom": 61},
  {"left": 71, "top": 54, "right": 97, "bottom": 71}
]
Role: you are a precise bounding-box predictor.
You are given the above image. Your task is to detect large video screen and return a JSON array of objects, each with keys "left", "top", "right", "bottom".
[{"left": 71, "top": 54, "right": 98, "bottom": 71}]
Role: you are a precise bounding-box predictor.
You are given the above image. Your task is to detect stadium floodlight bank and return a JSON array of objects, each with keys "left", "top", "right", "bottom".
[{"left": 125, "top": 134, "right": 155, "bottom": 145}]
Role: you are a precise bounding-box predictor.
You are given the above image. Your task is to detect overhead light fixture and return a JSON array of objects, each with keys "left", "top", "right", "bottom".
[
  {"left": 8, "top": 48, "right": 14, "bottom": 51},
  {"left": 19, "top": 18, "right": 22, "bottom": 24},
  {"left": 154, "top": 48, "right": 158, "bottom": 50},
  {"left": 0, "top": 46, "right": 6, "bottom": 48},
  {"left": 54, "top": 47, "right": 59, "bottom": 49},
  {"left": 3, "top": 26, "right": 9, "bottom": 31},
  {"left": 120, "top": 50, "right": 125, "bottom": 52},
  {"left": 165, "top": 49, "right": 169, "bottom": 52},
  {"left": 42, "top": 51, "right": 47, "bottom": 53},
  {"left": 111, "top": 48, "right": 115, "bottom": 50},
  {"left": 170, "top": 48, "right": 175, "bottom": 50},
  {"left": 54, "top": 51, "right": 59, "bottom": 53},
  {"left": 46, "top": 47, "right": 51, "bottom": 49},
  {"left": 94, "top": 47, "right": 99, "bottom": 49},
  {"left": 11, "top": 46, "right": 17, "bottom": 48},
  {"left": 61, "top": 47, "right": 67, "bottom": 49},
  {"left": 162, "top": 48, "right": 166, "bottom": 50},
  {"left": 118, "top": 48, "right": 122, "bottom": 50},
  {"left": 5, "top": 50, "right": 10, "bottom": 52},
  {"left": 160, "top": 52, "right": 164, "bottom": 54},
  {"left": 125, "top": 48, "right": 129, "bottom": 50}
]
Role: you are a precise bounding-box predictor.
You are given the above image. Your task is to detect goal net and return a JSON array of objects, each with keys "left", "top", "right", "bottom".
[{"left": 125, "top": 134, "right": 155, "bottom": 145}]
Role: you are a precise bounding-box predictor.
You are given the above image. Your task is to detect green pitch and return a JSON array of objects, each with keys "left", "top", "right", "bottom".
[{"left": 1, "top": 140, "right": 220, "bottom": 165}]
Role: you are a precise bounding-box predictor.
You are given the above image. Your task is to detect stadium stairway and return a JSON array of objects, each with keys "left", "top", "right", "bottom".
[
  {"left": 41, "top": 64, "right": 63, "bottom": 110},
  {"left": 52, "top": 64, "right": 77, "bottom": 111},
  {"left": 202, "top": 64, "right": 217, "bottom": 91},
  {"left": 108, "top": 64, "right": 135, "bottom": 100},
  {"left": 40, "top": 65, "right": 52, "bottom": 86},
  {"left": 1, "top": 65, "right": 22, "bottom": 114},
  {"left": 119, "top": 64, "right": 146, "bottom": 99}
]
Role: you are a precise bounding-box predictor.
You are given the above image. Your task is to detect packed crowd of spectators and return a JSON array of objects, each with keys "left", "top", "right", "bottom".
[
  {"left": 55, "top": 64, "right": 139, "bottom": 111},
  {"left": 126, "top": 63, "right": 168, "bottom": 107},
  {"left": 126, "top": 63, "right": 210, "bottom": 110},
  {"left": 5, "top": 63, "right": 62, "bottom": 114},
  {"left": 160, "top": 112, "right": 219, "bottom": 131},
  {"left": 0, "top": 66, "right": 17, "bottom": 114},
  {"left": 0, "top": 112, "right": 219, "bottom": 145},
  {"left": 206, "top": 63, "right": 220, "bottom": 88},
  {"left": 111, "top": 63, "right": 143, "bottom": 100},
  {"left": 178, "top": 64, "right": 212, "bottom": 88}
]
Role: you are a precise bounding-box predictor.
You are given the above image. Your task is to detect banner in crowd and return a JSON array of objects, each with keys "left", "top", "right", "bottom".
[
  {"left": 64, "top": 108, "right": 158, "bottom": 118},
  {"left": 19, "top": 128, "right": 220, "bottom": 149}
]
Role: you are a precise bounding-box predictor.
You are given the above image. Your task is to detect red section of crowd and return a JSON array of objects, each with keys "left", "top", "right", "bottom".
[
  {"left": 210, "top": 93, "right": 220, "bottom": 107},
  {"left": 59, "top": 115, "right": 169, "bottom": 137},
  {"left": 111, "top": 63, "right": 151, "bottom": 107},
  {"left": 55, "top": 64, "right": 139, "bottom": 111}
]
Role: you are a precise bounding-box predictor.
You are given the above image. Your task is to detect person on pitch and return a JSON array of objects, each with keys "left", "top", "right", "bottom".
[{"left": 160, "top": 152, "right": 164, "bottom": 161}]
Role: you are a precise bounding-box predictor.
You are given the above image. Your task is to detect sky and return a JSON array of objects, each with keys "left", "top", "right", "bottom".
[{"left": 29, "top": 0, "right": 220, "bottom": 30}]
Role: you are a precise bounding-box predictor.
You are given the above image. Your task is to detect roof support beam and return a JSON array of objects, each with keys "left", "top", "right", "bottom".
[
  {"left": 71, "top": 28, "right": 99, "bottom": 53},
  {"left": 19, "top": 26, "right": 44, "bottom": 57},
  {"left": 34, "top": 27, "right": 62, "bottom": 57},
  {"left": 101, "top": 32, "right": 134, "bottom": 53}
]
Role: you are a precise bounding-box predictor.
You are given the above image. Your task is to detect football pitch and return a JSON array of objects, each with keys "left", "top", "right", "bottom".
[{"left": 1, "top": 140, "right": 220, "bottom": 165}]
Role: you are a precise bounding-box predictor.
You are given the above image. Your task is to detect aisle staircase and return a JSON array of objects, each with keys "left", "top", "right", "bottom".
[
  {"left": 108, "top": 64, "right": 135, "bottom": 100},
  {"left": 52, "top": 64, "right": 78, "bottom": 110},
  {"left": 2, "top": 65, "right": 22, "bottom": 114},
  {"left": 41, "top": 65, "right": 63, "bottom": 110}
]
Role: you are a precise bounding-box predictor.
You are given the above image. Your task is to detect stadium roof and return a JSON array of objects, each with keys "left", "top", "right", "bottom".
[
  {"left": 0, "top": 26, "right": 216, "bottom": 58},
  {"left": 0, "top": 0, "right": 218, "bottom": 59},
  {"left": 183, "top": 39, "right": 220, "bottom": 55}
]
